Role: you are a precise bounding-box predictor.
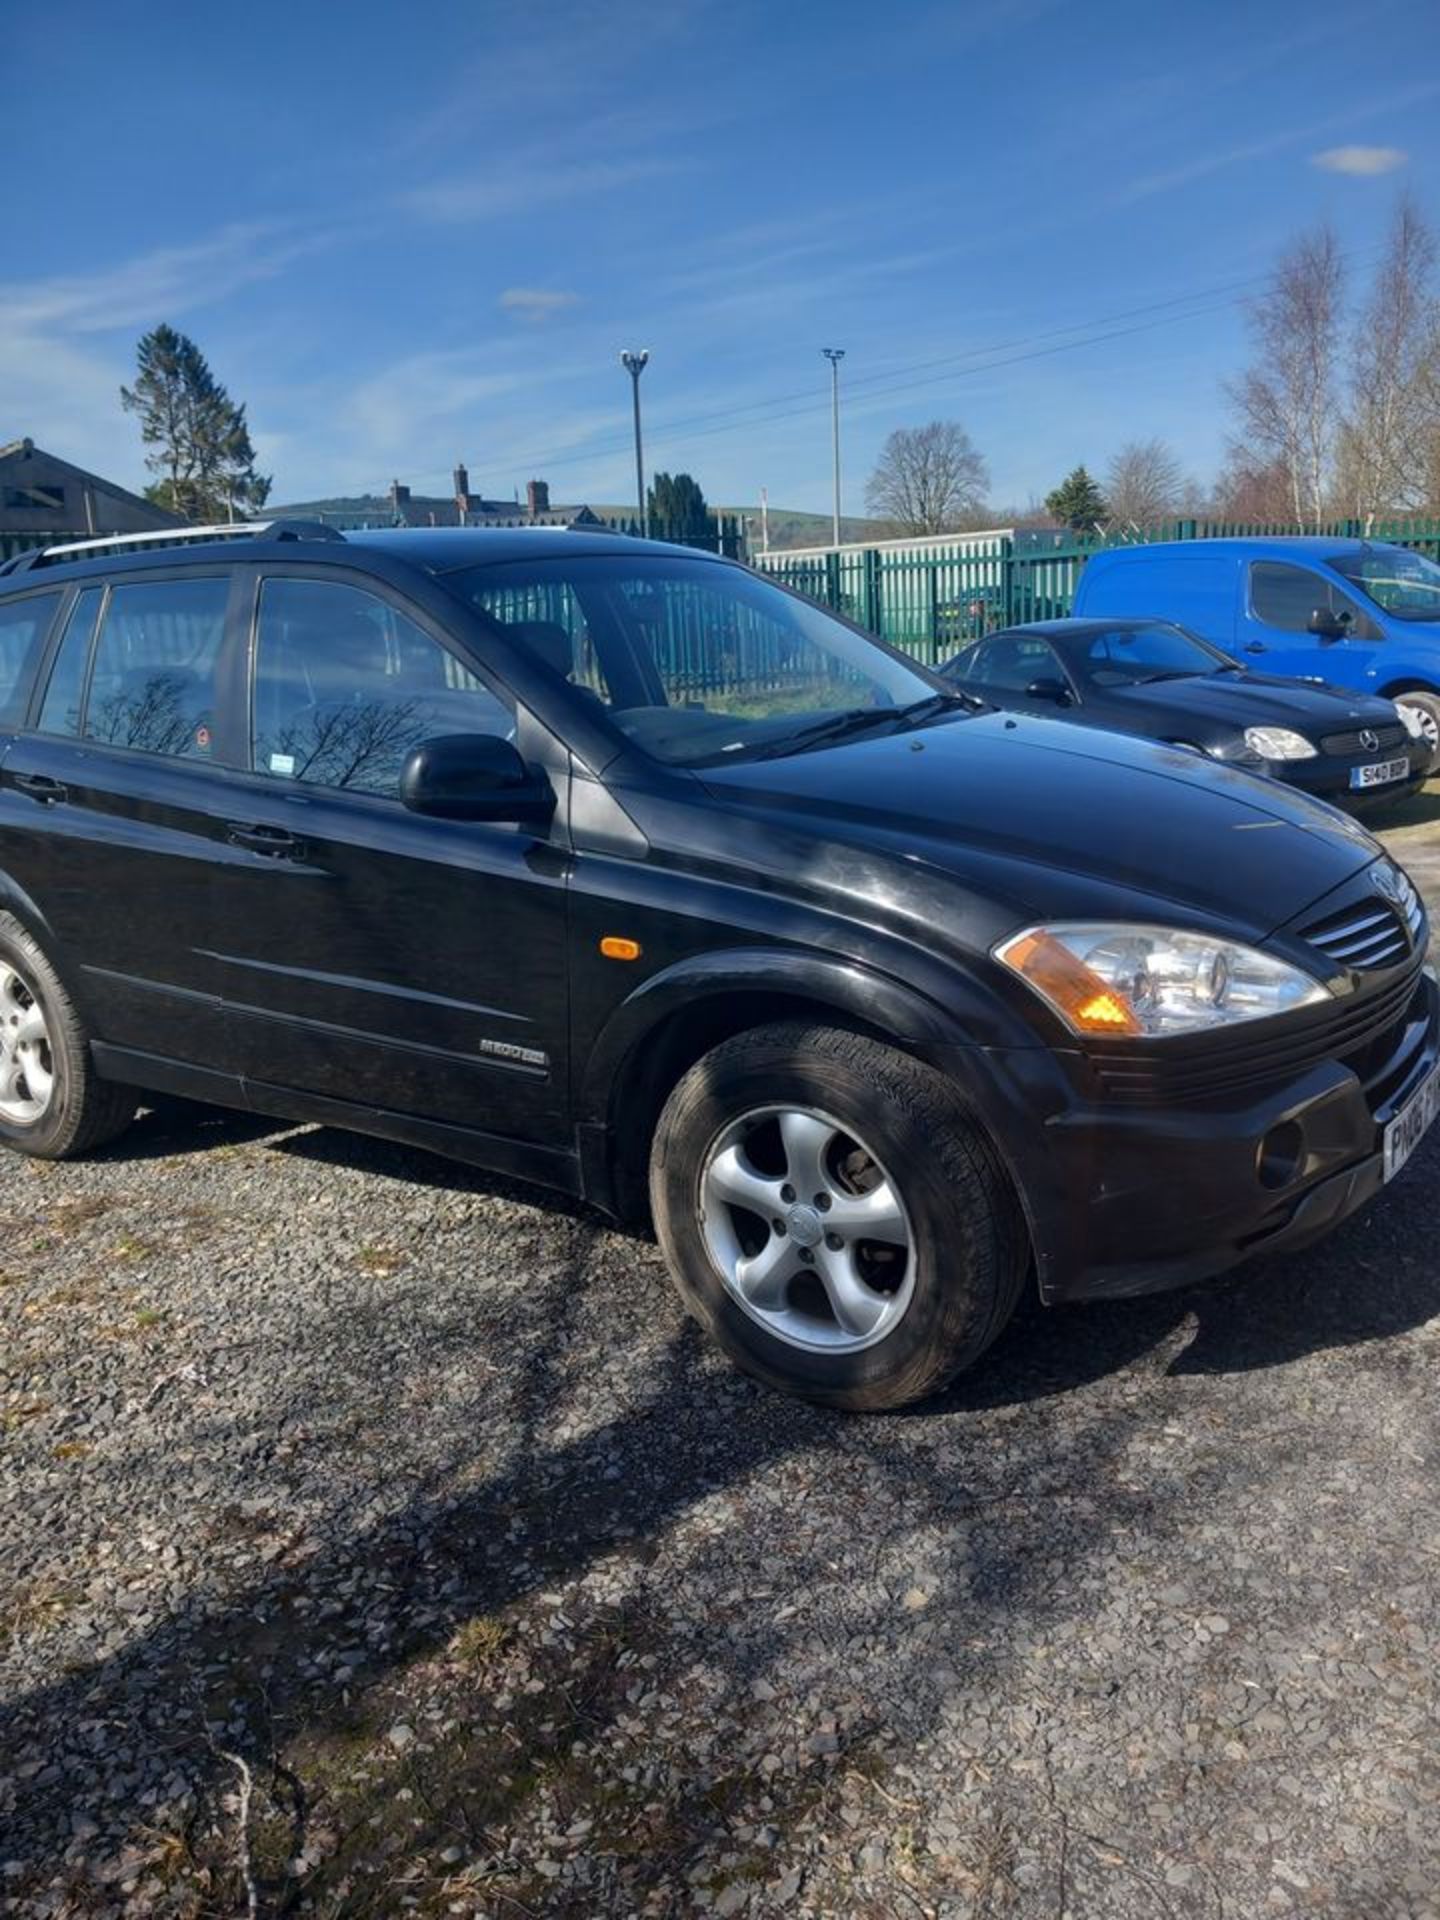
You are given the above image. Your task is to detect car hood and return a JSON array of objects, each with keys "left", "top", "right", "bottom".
[
  {"left": 1101, "top": 671, "right": 1400, "bottom": 736},
  {"left": 699, "top": 710, "right": 1380, "bottom": 938}
]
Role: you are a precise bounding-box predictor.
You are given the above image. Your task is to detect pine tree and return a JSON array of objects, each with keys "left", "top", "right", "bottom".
[
  {"left": 647, "top": 472, "right": 714, "bottom": 544},
  {"left": 1044, "top": 465, "right": 1110, "bottom": 531},
  {"left": 121, "top": 325, "right": 270, "bottom": 523}
]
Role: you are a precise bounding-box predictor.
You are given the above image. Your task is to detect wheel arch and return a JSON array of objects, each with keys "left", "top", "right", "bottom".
[
  {"left": 578, "top": 948, "right": 998, "bottom": 1224},
  {"left": 1377, "top": 674, "right": 1440, "bottom": 700}
]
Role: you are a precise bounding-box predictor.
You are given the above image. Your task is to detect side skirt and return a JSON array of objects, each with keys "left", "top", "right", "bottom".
[{"left": 90, "top": 1041, "right": 585, "bottom": 1197}]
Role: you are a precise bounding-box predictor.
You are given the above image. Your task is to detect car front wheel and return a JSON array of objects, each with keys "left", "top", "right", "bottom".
[
  {"left": 1395, "top": 692, "right": 1440, "bottom": 775},
  {"left": 649, "top": 1022, "right": 1028, "bottom": 1410}
]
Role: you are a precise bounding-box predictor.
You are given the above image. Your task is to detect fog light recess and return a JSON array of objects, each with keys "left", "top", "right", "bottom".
[{"left": 1257, "top": 1120, "right": 1305, "bottom": 1191}]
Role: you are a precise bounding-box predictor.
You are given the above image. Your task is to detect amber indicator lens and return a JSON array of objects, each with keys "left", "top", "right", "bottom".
[{"left": 600, "top": 936, "right": 642, "bottom": 961}]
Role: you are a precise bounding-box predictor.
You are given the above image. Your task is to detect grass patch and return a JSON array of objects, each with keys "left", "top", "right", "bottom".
[{"left": 449, "top": 1614, "right": 510, "bottom": 1667}]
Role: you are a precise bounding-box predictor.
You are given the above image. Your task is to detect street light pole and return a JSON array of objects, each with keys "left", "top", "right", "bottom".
[
  {"left": 620, "top": 349, "right": 650, "bottom": 537},
  {"left": 821, "top": 347, "right": 845, "bottom": 548}
]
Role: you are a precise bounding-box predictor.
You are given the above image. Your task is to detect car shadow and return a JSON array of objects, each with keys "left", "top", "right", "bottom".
[{"left": 95, "top": 1101, "right": 1440, "bottom": 1413}]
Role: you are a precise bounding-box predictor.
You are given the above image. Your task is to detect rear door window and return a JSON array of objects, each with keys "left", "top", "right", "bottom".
[
  {"left": 0, "top": 591, "right": 63, "bottom": 727},
  {"left": 82, "top": 577, "right": 228, "bottom": 758},
  {"left": 37, "top": 586, "right": 103, "bottom": 736}
]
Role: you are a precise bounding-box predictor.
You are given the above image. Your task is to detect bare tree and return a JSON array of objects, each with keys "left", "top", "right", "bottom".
[
  {"left": 1337, "top": 195, "right": 1440, "bottom": 519},
  {"left": 1228, "top": 225, "right": 1345, "bottom": 528},
  {"left": 1210, "top": 450, "right": 1295, "bottom": 522},
  {"left": 865, "top": 422, "right": 989, "bottom": 535},
  {"left": 1103, "top": 438, "right": 1186, "bottom": 530}
]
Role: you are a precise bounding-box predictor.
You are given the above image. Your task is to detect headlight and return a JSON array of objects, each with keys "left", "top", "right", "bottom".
[
  {"left": 995, "top": 923, "right": 1329, "bottom": 1037},
  {"left": 1243, "top": 726, "right": 1317, "bottom": 762},
  {"left": 1397, "top": 703, "right": 1427, "bottom": 741}
]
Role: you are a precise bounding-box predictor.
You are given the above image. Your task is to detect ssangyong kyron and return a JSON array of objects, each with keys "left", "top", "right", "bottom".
[{"left": 0, "top": 524, "right": 1433, "bottom": 1409}]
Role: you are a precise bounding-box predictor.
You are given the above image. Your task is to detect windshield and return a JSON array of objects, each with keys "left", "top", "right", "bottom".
[
  {"left": 1329, "top": 546, "right": 1440, "bottom": 622},
  {"left": 1078, "top": 622, "right": 1231, "bottom": 684},
  {"left": 444, "top": 553, "right": 943, "bottom": 766}
]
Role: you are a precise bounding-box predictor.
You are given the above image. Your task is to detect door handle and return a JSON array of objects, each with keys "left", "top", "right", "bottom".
[
  {"left": 226, "top": 822, "right": 306, "bottom": 860},
  {"left": 1244, "top": 642, "right": 1266, "bottom": 654},
  {"left": 13, "top": 773, "right": 68, "bottom": 804}
]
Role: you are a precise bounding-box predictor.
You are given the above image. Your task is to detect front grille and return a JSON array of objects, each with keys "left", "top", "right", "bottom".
[
  {"left": 1298, "top": 864, "right": 1425, "bottom": 972},
  {"left": 1300, "top": 901, "right": 1411, "bottom": 969},
  {"left": 1092, "top": 962, "right": 1426, "bottom": 1105},
  {"left": 1319, "top": 723, "right": 1407, "bottom": 757}
]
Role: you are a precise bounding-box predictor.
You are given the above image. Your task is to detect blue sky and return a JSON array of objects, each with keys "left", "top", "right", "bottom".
[{"left": 5, "top": 0, "right": 1438, "bottom": 517}]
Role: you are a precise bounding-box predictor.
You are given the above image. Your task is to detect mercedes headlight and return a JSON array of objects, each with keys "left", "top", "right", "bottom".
[
  {"left": 1243, "top": 726, "right": 1317, "bottom": 762},
  {"left": 995, "top": 923, "right": 1329, "bottom": 1037}
]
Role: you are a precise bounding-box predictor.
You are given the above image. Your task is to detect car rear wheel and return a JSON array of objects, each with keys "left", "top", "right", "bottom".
[
  {"left": 1394, "top": 692, "right": 1440, "bottom": 775},
  {"left": 0, "top": 914, "right": 137, "bottom": 1160},
  {"left": 649, "top": 1022, "right": 1028, "bottom": 1410}
]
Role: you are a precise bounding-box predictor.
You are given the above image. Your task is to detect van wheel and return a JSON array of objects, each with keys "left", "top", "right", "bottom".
[
  {"left": 1394, "top": 693, "right": 1440, "bottom": 775},
  {"left": 649, "top": 1023, "right": 1028, "bottom": 1410},
  {"left": 0, "top": 914, "right": 136, "bottom": 1160}
]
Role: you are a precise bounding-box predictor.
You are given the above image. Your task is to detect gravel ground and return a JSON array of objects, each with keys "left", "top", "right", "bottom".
[{"left": 3, "top": 808, "right": 1439, "bottom": 1919}]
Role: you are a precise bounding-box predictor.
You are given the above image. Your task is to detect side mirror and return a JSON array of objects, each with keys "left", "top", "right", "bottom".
[
  {"left": 1025, "top": 676, "right": 1072, "bottom": 706},
  {"left": 400, "top": 733, "right": 554, "bottom": 823},
  {"left": 1307, "top": 606, "right": 1347, "bottom": 639}
]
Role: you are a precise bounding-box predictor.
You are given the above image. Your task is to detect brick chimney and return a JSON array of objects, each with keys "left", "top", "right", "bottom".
[
  {"left": 526, "top": 478, "right": 550, "bottom": 518},
  {"left": 388, "top": 479, "right": 411, "bottom": 515},
  {"left": 454, "top": 462, "right": 471, "bottom": 519}
]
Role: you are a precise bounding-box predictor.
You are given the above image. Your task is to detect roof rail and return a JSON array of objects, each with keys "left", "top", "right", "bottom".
[{"left": 0, "top": 518, "right": 346, "bottom": 578}]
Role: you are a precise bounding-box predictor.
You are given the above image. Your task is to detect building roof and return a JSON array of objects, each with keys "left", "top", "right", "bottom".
[
  {"left": 0, "top": 438, "right": 185, "bottom": 535},
  {"left": 271, "top": 491, "right": 602, "bottom": 532}
]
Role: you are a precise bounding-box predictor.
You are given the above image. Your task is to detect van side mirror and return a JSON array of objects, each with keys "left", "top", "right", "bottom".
[
  {"left": 1025, "top": 676, "right": 1072, "bottom": 706},
  {"left": 400, "top": 734, "right": 555, "bottom": 823},
  {"left": 1307, "top": 606, "right": 1347, "bottom": 639}
]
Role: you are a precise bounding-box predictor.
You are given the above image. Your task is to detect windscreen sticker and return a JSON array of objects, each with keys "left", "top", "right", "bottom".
[{"left": 269, "top": 752, "right": 296, "bottom": 776}]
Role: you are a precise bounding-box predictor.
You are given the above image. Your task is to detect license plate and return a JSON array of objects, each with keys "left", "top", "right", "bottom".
[
  {"left": 1383, "top": 1062, "right": 1440, "bottom": 1182},
  {"left": 1350, "top": 756, "right": 1411, "bottom": 790}
]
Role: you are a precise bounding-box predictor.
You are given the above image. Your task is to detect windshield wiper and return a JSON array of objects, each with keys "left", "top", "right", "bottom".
[
  {"left": 729, "top": 690, "right": 983, "bottom": 763},
  {"left": 893, "top": 689, "right": 988, "bottom": 724},
  {"left": 737, "top": 705, "right": 906, "bottom": 761}
]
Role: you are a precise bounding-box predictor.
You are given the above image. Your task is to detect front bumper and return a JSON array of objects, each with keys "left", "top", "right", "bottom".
[
  {"left": 957, "top": 967, "right": 1438, "bottom": 1305},
  {"left": 1270, "top": 745, "right": 1429, "bottom": 810}
]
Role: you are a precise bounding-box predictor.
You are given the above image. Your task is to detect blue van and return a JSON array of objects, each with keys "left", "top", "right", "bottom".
[{"left": 1073, "top": 536, "right": 1440, "bottom": 764}]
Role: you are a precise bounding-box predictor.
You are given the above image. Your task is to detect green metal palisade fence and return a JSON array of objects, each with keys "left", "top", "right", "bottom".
[{"left": 755, "top": 518, "right": 1440, "bottom": 664}]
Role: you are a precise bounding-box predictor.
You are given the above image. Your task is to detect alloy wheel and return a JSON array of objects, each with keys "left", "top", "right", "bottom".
[
  {"left": 698, "top": 1104, "right": 915, "bottom": 1352},
  {"left": 0, "top": 963, "right": 54, "bottom": 1124}
]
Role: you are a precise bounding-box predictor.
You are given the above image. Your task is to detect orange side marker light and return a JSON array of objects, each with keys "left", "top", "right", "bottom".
[{"left": 600, "top": 936, "right": 642, "bottom": 962}]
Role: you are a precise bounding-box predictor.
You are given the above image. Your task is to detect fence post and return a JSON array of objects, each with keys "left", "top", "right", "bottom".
[{"left": 862, "top": 548, "right": 881, "bottom": 633}]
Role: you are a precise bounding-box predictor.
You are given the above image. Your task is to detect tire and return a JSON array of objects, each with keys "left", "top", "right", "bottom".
[
  {"left": 1393, "top": 692, "right": 1440, "bottom": 776},
  {"left": 649, "top": 1022, "right": 1028, "bottom": 1411},
  {"left": 0, "top": 913, "right": 136, "bottom": 1160}
]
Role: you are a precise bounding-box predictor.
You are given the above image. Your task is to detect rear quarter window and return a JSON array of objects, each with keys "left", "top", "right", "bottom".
[{"left": 0, "top": 591, "right": 63, "bottom": 727}]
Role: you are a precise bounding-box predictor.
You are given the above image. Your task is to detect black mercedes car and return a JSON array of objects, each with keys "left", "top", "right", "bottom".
[
  {"left": 0, "top": 525, "right": 1434, "bottom": 1412},
  {"left": 942, "top": 617, "right": 1430, "bottom": 808}
]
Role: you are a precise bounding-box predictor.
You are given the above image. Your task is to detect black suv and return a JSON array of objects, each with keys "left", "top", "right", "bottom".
[{"left": 0, "top": 523, "right": 1434, "bottom": 1409}]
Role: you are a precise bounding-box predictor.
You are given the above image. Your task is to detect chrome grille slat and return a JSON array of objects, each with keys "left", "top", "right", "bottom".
[{"left": 1316, "top": 910, "right": 1394, "bottom": 941}]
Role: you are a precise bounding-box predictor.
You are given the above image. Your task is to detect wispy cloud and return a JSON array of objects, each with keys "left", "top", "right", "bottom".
[
  {"left": 1115, "top": 83, "right": 1438, "bottom": 204},
  {"left": 398, "top": 154, "right": 681, "bottom": 225},
  {"left": 1311, "top": 144, "right": 1408, "bottom": 176},
  {"left": 499, "top": 287, "right": 582, "bottom": 323},
  {"left": 0, "top": 223, "right": 324, "bottom": 336}
]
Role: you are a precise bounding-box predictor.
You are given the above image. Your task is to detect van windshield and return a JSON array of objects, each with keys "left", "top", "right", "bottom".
[
  {"left": 443, "top": 553, "right": 964, "bottom": 766},
  {"left": 1330, "top": 546, "right": 1440, "bottom": 622}
]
